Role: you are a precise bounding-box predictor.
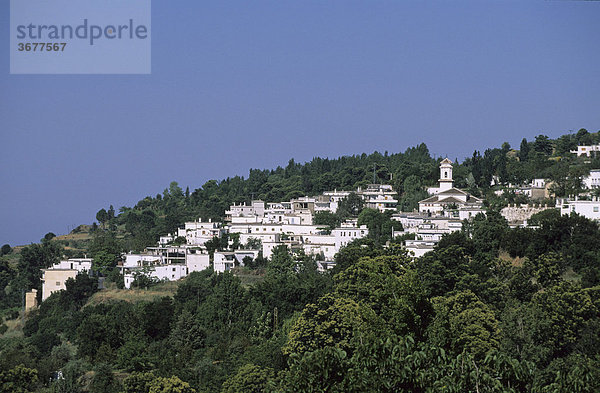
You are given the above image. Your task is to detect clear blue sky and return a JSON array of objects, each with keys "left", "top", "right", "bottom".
[{"left": 1, "top": 1, "right": 599, "bottom": 246}]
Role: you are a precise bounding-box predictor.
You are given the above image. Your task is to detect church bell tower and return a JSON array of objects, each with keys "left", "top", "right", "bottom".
[{"left": 438, "top": 158, "right": 454, "bottom": 192}]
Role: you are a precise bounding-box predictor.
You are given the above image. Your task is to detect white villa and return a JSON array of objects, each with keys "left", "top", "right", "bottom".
[
  {"left": 121, "top": 247, "right": 210, "bottom": 288},
  {"left": 360, "top": 184, "right": 398, "bottom": 211},
  {"left": 583, "top": 169, "right": 600, "bottom": 189},
  {"left": 213, "top": 250, "right": 260, "bottom": 273},
  {"left": 571, "top": 145, "right": 600, "bottom": 157},
  {"left": 556, "top": 197, "right": 600, "bottom": 221}
]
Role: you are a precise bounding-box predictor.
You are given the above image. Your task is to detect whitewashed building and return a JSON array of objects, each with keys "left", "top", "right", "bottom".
[
  {"left": 50, "top": 258, "right": 92, "bottom": 272},
  {"left": 213, "top": 250, "right": 260, "bottom": 273},
  {"left": 225, "top": 200, "right": 265, "bottom": 222},
  {"left": 583, "top": 170, "right": 600, "bottom": 189},
  {"left": 571, "top": 145, "right": 600, "bottom": 157},
  {"left": 360, "top": 184, "right": 398, "bottom": 212},
  {"left": 557, "top": 197, "right": 600, "bottom": 220},
  {"left": 122, "top": 248, "right": 211, "bottom": 288}
]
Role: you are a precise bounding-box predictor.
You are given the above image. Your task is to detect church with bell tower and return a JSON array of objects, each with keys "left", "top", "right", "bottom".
[{"left": 418, "top": 158, "right": 484, "bottom": 217}]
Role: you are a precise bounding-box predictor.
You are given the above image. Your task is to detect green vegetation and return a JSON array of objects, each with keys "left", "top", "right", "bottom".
[
  {"left": 2, "top": 129, "right": 600, "bottom": 391},
  {"left": 3, "top": 208, "right": 600, "bottom": 391}
]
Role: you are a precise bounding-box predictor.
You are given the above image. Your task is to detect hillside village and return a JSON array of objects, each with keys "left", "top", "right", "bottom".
[
  {"left": 5, "top": 134, "right": 600, "bottom": 392},
  {"left": 32, "top": 143, "right": 600, "bottom": 305}
]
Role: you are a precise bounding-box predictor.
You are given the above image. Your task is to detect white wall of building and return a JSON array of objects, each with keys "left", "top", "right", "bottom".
[
  {"left": 558, "top": 198, "right": 600, "bottom": 220},
  {"left": 123, "top": 254, "right": 164, "bottom": 268},
  {"left": 186, "top": 253, "right": 210, "bottom": 273},
  {"left": 583, "top": 170, "right": 600, "bottom": 189},
  {"left": 51, "top": 258, "right": 92, "bottom": 272}
]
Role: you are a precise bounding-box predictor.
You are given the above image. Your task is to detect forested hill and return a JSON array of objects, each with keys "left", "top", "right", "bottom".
[
  {"left": 91, "top": 128, "right": 599, "bottom": 251},
  {"left": 3, "top": 128, "right": 600, "bottom": 392}
]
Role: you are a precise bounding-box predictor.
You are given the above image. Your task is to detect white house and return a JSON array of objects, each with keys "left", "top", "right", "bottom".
[
  {"left": 571, "top": 145, "right": 600, "bottom": 157},
  {"left": 122, "top": 253, "right": 164, "bottom": 269},
  {"left": 50, "top": 258, "right": 92, "bottom": 272},
  {"left": 225, "top": 200, "right": 265, "bottom": 222},
  {"left": 41, "top": 269, "right": 78, "bottom": 301},
  {"left": 583, "top": 170, "right": 600, "bottom": 189},
  {"left": 124, "top": 264, "right": 189, "bottom": 289},
  {"left": 186, "top": 253, "right": 211, "bottom": 272},
  {"left": 176, "top": 219, "right": 226, "bottom": 246},
  {"left": 331, "top": 224, "right": 368, "bottom": 250},
  {"left": 121, "top": 248, "right": 211, "bottom": 288},
  {"left": 213, "top": 250, "right": 260, "bottom": 273},
  {"left": 360, "top": 184, "right": 398, "bottom": 212},
  {"left": 404, "top": 240, "right": 436, "bottom": 258},
  {"left": 557, "top": 197, "right": 600, "bottom": 220}
]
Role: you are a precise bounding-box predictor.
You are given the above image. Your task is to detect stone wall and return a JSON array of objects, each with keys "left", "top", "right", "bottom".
[{"left": 501, "top": 204, "right": 555, "bottom": 223}]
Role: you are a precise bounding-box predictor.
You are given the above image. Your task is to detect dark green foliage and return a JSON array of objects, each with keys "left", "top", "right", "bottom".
[
  {"left": 0, "top": 364, "right": 39, "bottom": 393},
  {"left": 0, "top": 259, "right": 19, "bottom": 310},
  {"left": 6, "top": 131, "right": 600, "bottom": 392},
  {"left": 332, "top": 238, "right": 385, "bottom": 273},
  {"left": 397, "top": 175, "right": 429, "bottom": 212},
  {"left": 357, "top": 208, "right": 397, "bottom": 246},
  {"left": 18, "top": 238, "right": 62, "bottom": 293},
  {"left": 138, "top": 297, "right": 174, "bottom": 340},
  {"left": 253, "top": 247, "right": 332, "bottom": 320},
  {"left": 89, "top": 363, "right": 119, "bottom": 393},
  {"left": 0, "top": 245, "right": 11, "bottom": 256},
  {"left": 313, "top": 211, "right": 340, "bottom": 232},
  {"left": 221, "top": 363, "right": 273, "bottom": 393},
  {"left": 89, "top": 231, "right": 122, "bottom": 273},
  {"left": 62, "top": 273, "right": 98, "bottom": 309},
  {"left": 336, "top": 193, "right": 364, "bottom": 219},
  {"left": 173, "top": 270, "right": 213, "bottom": 313}
]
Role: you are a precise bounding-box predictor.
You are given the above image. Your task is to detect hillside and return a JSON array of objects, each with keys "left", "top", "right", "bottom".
[{"left": 2, "top": 128, "right": 600, "bottom": 392}]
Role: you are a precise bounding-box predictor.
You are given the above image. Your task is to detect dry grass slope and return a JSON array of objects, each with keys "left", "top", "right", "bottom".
[{"left": 86, "top": 280, "right": 180, "bottom": 306}]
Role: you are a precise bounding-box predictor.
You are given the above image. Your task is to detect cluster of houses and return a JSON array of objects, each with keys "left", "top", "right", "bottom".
[
  {"left": 32, "top": 146, "right": 600, "bottom": 303},
  {"left": 120, "top": 185, "right": 394, "bottom": 286}
]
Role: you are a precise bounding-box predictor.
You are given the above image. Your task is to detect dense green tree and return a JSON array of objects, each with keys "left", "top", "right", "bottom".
[
  {"left": 0, "top": 244, "right": 11, "bottom": 256},
  {"left": 17, "top": 238, "right": 62, "bottom": 293},
  {"left": 313, "top": 211, "right": 341, "bottom": 231},
  {"left": 221, "top": 363, "right": 274, "bottom": 393},
  {"left": 333, "top": 255, "right": 432, "bottom": 338},
  {"left": 332, "top": 238, "right": 384, "bottom": 273},
  {"left": 284, "top": 294, "right": 379, "bottom": 356},
  {"left": 357, "top": 208, "right": 396, "bottom": 246},
  {"left": 122, "top": 371, "right": 156, "bottom": 393},
  {"left": 0, "top": 364, "right": 39, "bottom": 393},
  {"left": 428, "top": 290, "right": 501, "bottom": 359},
  {"left": 90, "top": 363, "right": 119, "bottom": 393},
  {"left": 336, "top": 192, "right": 364, "bottom": 219},
  {"left": 61, "top": 272, "right": 98, "bottom": 309},
  {"left": 148, "top": 376, "right": 195, "bottom": 393},
  {"left": 524, "top": 282, "right": 597, "bottom": 364},
  {"left": 89, "top": 231, "right": 122, "bottom": 273},
  {"left": 96, "top": 208, "right": 109, "bottom": 228},
  {"left": 519, "top": 138, "right": 530, "bottom": 162}
]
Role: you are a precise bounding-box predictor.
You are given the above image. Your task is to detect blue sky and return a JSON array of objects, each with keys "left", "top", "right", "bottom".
[{"left": 1, "top": 0, "right": 599, "bottom": 246}]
